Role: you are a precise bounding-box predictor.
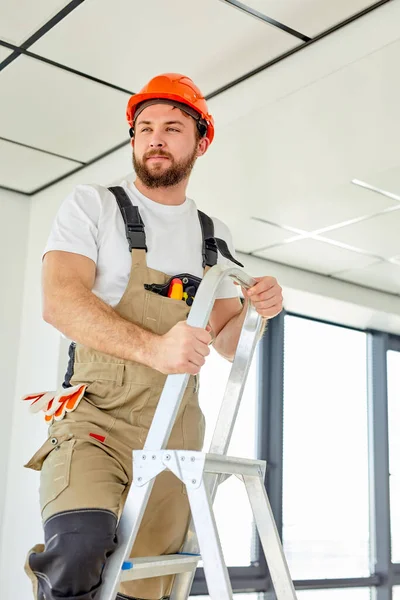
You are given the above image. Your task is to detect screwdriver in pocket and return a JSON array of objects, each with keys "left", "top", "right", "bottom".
[{"left": 167, "top": 278, "right": 183, "bottom": 300}]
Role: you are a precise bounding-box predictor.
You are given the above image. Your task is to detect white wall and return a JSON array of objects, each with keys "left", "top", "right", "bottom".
[
  {"left": 0, "top": 145, "right": 131, "bottom": 599},
  {"left": 0, "top": 189, "right": 30, "bottom": 548}
]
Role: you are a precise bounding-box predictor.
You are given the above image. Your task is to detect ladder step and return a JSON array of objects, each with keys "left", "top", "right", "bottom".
[{"left": 120, "top": 553, "right": 201, "bottom": 581}]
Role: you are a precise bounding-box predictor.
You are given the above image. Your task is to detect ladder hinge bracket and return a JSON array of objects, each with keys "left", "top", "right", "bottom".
[
  {"left": 133, "top": 450, "right": 167, "bottom": 486},
  {"left": 164, "top": 450, "right": 206, "bottom": 489}
]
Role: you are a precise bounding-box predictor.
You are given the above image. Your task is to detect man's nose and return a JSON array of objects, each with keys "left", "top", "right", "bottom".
[{"left": 149, "top": 136, "right": 165, "bottom": 148}]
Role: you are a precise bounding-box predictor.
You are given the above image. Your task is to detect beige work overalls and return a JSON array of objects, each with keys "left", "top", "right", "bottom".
[{"left": 24, "top": 229, "right": 208, "bottom": 599}]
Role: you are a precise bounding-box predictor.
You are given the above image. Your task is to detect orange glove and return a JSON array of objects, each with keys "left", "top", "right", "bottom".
[{"left": 22, "top": 384, "right": 87, "bottom": 423}]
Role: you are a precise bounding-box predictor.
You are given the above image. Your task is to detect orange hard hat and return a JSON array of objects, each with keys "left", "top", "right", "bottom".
[{"left": 126, "top": 73, "right": 215, "bottom": 144}]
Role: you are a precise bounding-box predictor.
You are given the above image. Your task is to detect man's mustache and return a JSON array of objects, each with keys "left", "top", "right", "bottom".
[{"left": 144, "top": 150, "right": 173, "bottom": 160}]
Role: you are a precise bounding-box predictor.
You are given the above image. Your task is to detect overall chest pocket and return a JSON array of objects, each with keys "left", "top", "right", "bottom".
[
  {"left": 142, "top": 272, "right": 201, "bottom": 335},
  {"left": 143, "top": 291, "right": 191, "bottom": 335}
]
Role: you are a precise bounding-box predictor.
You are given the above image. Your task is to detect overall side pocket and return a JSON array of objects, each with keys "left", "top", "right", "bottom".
[{"left": 24, "top": 435, "right": 75, "bottom": 512}]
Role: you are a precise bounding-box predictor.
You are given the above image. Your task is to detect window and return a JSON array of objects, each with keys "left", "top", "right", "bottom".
[
  {"left": 388, "top": 349, "right": 400, "bottom": 562},
  {"left": 192, "top": 595, "right": 261, "bottom": 600},
  {"left": 199, "top": 346, "right": 258, "bottom": 567},
  {"left": 193, "top": 315, "right": 399, "bottom": 596},
  {"left": 191, "top": 589, "right": 371, "bottom": 599},
  {"left": 296, "top": 589, "right": 371, "bottom": 599},
  {"left": 282, "top": 316, "right": 370, "bottom": 579},
  {"left": 393, "top": 587, "right": 400, "bottom": 599}
]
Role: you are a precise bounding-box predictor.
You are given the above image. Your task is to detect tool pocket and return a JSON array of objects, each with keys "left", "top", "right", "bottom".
[
  {"left": 24, "top": 435, "right": 75, "bottom": 512},
  {"left": 143, "top": 273, "right": 202, "bottom": 335},
  {"left": 144, "top": 272, "right": 202, "bottom": 301},
  {"left": 143, "top": 290, "right": 189, "bottom": 335}
]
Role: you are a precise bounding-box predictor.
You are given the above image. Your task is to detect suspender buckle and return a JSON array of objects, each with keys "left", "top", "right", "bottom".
[
  {"left": 126, "top": 224, "right": 147, "bottom": 251},
  {"left": 203, "top": 237, "right": 218, "bottom": 268}
]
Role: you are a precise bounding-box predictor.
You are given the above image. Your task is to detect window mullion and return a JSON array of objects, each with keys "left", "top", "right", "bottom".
[
  {"left": 257, "top": 311, "right": 286, "bottom": 593},
  {"left": 367, "top": 331, "right": 392, "bottom": 600}
]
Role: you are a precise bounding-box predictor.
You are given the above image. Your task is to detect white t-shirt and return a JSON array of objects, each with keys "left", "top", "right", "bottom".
[{"left": 43, "top": 180, "right": 239, "bottom": 307}]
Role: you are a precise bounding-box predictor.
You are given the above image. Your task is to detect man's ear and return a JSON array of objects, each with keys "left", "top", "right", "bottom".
[
  {"left": 129, "top": 127, "right": 135, "bottom": 146},
  {"left": 196, "top": 137, "right": 210, "bottom": 157}
]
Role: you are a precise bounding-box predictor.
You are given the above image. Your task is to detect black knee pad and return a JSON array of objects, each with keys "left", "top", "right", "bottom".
[{"left": 29, "top": 509, "right": 118, "bottom": 600}]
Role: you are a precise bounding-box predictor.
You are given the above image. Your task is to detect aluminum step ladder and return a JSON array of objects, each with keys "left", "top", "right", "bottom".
[{"left": 97, "top": 264, "right": 297, "bottom": 600}]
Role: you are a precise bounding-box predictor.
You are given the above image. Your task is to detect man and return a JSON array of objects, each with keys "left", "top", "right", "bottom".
[{"left": 24, "top": 73, "right": 283, "bottom": 600}]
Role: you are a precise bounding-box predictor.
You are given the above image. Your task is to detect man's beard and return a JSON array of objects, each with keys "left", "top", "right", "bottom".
[{"left": 133, "top": 147, "right": 197, "bottom": 189}]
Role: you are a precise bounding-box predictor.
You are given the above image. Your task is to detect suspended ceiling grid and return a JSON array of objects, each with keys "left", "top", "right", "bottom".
[{"left": 0, "top": 0, "right": 389, "bottom": 195}]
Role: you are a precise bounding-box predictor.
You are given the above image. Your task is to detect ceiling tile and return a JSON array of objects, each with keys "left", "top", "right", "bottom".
[
  {"left": 230, "top": 217, "right": 295, "bottom": 253},
  {"left": 322, "top": 208, "right": 400, "bottom": 259},
  {"left": 193, "top": 131, "right": 400, "bottom": 232},
  {"left": 190, "top": 34, "right": 400, "bottom": 235},
  {"left": 243, "top": 0, "right": 378, "bottom": 37},
  {"left": 256, "top": 180, "right": 399, "bottom": 233},
  {"left": 0, "top": 55, "right": 129, "bottom": 162},
  {"left": 255, "top": 238, "right": 378, "bottom": 275},
  {"left": 0, "top": 139, "right": 81, "bottom": 193},
  {"left": 31, "top": 0, "right": 300, "bottom": 95},
  {"left": 356, "top": 165, "right": 400, "bottom": 198},
  {"left": 0, "top": 1, "right": 69, "bottom": 45},
  {"left": 0, "top": 47, "right": 12, "bottom": 61},
  {"left": 336, "top": 261, "right": 400, "bottom": 295}
]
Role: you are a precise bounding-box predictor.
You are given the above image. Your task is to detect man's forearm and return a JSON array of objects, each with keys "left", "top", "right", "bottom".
[
  {"left": 213, "top": 299, "right": 267, "bottom": 361},
  {"left": 44, "top": 281, "right": 158, "bottom": 366}
]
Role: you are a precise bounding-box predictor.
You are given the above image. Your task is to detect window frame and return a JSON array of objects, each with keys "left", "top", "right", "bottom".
[{"left": 192, "top": 311, "right": 400, "bottom": 598}]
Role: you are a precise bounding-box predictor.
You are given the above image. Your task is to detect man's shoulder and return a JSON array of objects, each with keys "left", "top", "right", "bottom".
[
  {"left": 200, "top": 211, "right": 232, "bottom": 239},
  {"left": 66, "top": 182, "right": 123, "bottom": 212},
  {"left": 71, "top": 182, "right": 114, "bottom": 199},
  {"left": 186, "top": 198, "right": 232, "bottom": 240}
]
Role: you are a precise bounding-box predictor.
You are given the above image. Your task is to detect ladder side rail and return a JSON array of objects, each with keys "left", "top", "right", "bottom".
[
  {"left": 171, "top": 300, "right": 263, "bottom": 600},
  {"left": 186, "top": 479, "right": 234, "bottom": 600},
  {"left": 209, "top": 299, "right": 262, "bottom": 457},
  {"left": 143, "top": 264, "right": 258, "bottom": 451},
  {"left": 174, "top": 468, "right": 297, "bottom": 600},
  {"left": 243, "top": 475, "right": 297, "bottom": 600},
  {"left": 96, "top": 481, "right": 155, "bottom": 600}
]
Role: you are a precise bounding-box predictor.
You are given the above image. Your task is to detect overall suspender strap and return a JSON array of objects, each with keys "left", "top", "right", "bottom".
[
  {"left": 197, "top": 210, "right": 244, "bottom": 268},
  {"left": 109, "top": 186, "right": 243, "bottom": 267},
  {"left": 108, "top": 186, "right": 147, "bottom": 251}
]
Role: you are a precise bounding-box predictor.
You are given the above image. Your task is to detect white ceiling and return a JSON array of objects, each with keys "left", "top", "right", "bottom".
[
  {"left": 31, "top": 0, "right": 300, "bottom": 94},
  {"left": 257, "top": 237, "right": 380, "bottom": 274},
  {"left": 0, "top": 1, "right": 69, "bottom": 45},
  {"left": 361, "top": 165, "right": 400, "bottom": 193},
  {"left": 1, "top": 0, "right": 399, "bottom": 298},
  {"left": 0, "top": 55, "right": 127, "bottom": 162},
  {"left": 189, "top": 0, "right": 400, "bottom": 297},
  {"left": 0, "top": 47, "right": 12, "bottom": 61},
  {"left": 323, "top": 208, "right": 400, "bottom": 259},
  {"left": 0, "top": 138, "right": 80, "bottom": 192},
  {"left": 244, "top": 0, "right": 378, "bottom": 35}
]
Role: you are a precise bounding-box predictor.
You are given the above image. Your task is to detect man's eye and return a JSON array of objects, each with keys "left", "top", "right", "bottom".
[
  {"left": 141, "top": 127, "right": 151, "bottom": 133},
  {"left": 167, "top": 127, "right": 180, "bottom": 132}
]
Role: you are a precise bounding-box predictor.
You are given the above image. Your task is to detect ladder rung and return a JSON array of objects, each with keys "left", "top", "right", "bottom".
[
  {"left": 120, "top": 553, "right": 200, "bottom": 581},
  {"left": 204, "top": 452, "right": 266, "bottom": 478}
]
